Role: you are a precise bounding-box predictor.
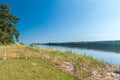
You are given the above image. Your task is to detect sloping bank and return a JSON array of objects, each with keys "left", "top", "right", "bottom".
[{"left": 0, "top": 44, "right": 119, "bottom": 80}]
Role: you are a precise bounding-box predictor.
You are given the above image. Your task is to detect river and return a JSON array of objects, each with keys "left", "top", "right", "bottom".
[{"left": 39, "top": 45, "right": 120, "bottom": 66}]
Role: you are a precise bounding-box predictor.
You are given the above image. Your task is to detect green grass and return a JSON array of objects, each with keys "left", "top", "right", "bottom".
[
  {"left": 0, "top": 44, "right": 117, "bottom": 80},
  {"left": 0, "top": 59, "right": 75, "bottom": 80}
]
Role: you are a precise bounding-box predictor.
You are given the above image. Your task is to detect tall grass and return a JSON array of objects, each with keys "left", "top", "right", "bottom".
[{"left": 0, "top": 44, "right": 116, "bottom": 80}]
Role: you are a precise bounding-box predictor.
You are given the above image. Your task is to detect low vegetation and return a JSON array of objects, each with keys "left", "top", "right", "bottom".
[
  {"left": 0, "top": 44, "right": 118, "bottom": 80},
  {"left": 0, "top": 45, "right": 75, "bottom": 80}
]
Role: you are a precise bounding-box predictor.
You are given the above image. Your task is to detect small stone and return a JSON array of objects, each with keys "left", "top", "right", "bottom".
[
  {"left": 31, "top": 63, "right": 37, "bottom": 66},
  {"left": 111, "top": 73, "right": 116, "bottom": 77},
  {"left": 97, "top": 74, "right": 102, "bottom": 78},
  {"left": 92, "top": 69, "right": 98, "bottom": 76},
  {"left": 66, "top": 66, "right": 70, "bottom": 69},
  {"left": 107, "top": 73, "right": 111, "bottom": 76},
  {"left": 113, "top": 78, "right": 119, "bottom": 80},
  {"left": 64, "top": 62, "right": 70, "bottom": 65}
]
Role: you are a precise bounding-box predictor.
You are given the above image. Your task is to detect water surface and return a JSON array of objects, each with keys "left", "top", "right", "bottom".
[{"left": 39, "top": 45, "right": 120, "bottom": 66}]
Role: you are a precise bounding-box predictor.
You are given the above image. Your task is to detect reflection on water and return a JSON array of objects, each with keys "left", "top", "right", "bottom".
[{"left": 39, "top": 45, "right": 120, "bottom": 66}]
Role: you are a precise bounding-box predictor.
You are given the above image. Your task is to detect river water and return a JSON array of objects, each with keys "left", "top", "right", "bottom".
[{"left": 39, "top": 45, "right": 120, "bottom": 66}]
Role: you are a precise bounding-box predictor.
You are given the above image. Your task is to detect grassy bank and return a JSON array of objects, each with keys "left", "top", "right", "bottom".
[
  {"left": 0, "top": 44, "right": 117, "bottom": 80},
  {"left": 0, "top": 59, "right": 75, "bottom": 80}
]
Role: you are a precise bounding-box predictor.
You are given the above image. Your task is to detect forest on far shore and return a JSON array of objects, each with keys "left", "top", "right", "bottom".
[{"left": 33, "top": 41, "right": 120, "bottom": 53}]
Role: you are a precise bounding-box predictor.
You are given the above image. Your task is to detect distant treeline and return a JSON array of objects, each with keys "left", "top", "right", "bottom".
[{"left": 33, "top": 41, "right": 120, "bottom": 53}]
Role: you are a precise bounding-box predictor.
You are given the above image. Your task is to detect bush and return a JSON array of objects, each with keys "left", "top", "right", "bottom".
[{"left": 19, "top": 42, "right": 24, "bottom": 45}]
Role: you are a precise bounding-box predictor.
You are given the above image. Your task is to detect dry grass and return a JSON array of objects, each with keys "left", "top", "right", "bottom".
[{"left": 0, "top": 44, "right": 117, "bottom": 80}]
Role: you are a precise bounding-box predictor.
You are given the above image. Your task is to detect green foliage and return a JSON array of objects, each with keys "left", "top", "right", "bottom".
[
  {"left": 19, "top": 42, "right": 24, "bottom": 45},
  {"left": 30, "top": 44, "right": 34, "bottom": 47},
  {"left": 0, "top": 4, "right": 20, "bottom": 44}
]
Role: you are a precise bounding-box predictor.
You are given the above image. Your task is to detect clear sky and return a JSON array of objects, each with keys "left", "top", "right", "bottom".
[{"left": 1, "top": 0, "right": 120, "bottom": 44}]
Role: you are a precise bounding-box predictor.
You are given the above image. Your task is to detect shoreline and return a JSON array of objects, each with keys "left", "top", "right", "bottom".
[{"left": 0, "top": 44, "right": 119, "bottom": 80}]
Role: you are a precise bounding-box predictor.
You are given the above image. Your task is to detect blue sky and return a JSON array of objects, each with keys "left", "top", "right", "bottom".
[{"left": 1, "top": 0, "right": 120, "bottom": 44}]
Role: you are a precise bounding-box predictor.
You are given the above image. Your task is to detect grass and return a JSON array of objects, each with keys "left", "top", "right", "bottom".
[
  {"left": 0, "top": 44, "right": 117, "bottom": 80},
  {"left": 0, "top": 59, "right": 75, "bottom": 80}
]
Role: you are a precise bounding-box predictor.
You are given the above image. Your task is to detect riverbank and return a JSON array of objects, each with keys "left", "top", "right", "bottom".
[
  {"left": 37, "top": 45, "right": 120, "bottom": 66},
  {"left": 0, "top": 44, "right": 119, "bottom": 80}
]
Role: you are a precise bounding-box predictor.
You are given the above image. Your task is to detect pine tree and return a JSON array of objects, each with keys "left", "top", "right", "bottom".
[{"left": 0, "top": 4, "right": 20, "bottom": 44}]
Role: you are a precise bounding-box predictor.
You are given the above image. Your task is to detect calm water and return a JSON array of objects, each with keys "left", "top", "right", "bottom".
[{"left": 39, "top": 45, "right": 120, "bottom": 66}]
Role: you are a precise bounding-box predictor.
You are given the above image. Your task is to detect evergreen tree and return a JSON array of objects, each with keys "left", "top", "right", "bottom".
[{"left": 0, "top": 4, "right": 20, "bottom": 44}]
